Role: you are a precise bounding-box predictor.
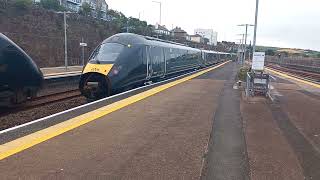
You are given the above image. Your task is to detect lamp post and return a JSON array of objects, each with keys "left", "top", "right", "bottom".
[
  {"left": 237, "top": 33, "right": 247, "bottom": 65},
  {"left": 56, "top": 11, "right": 75, "bottom": 70},
  {"left": 238, "top": 24, "right": 254, "bottom": 62},
  {"left": 152, "top": 1, "right": 162, "bottom": 25},
  {"left": 252, "top": 0, "right": 260, "bottom": 54}
]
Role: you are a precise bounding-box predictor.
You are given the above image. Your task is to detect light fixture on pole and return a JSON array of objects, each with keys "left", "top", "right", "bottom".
[{"left": 152, "top": 1, "right": 162, "bottom": 25}]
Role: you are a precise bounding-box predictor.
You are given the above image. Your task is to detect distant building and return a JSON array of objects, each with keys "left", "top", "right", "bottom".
[
  {"left": 34, "top": 0, "right": 108, "bottom": 20},
  {"left": 189, "top": 34, "right": 204, "bottom": 44},
  {"left": 194, "top": 29, "right": 218, "bottom": 46},
  {"left": 171, "top": 27, "right": 188, "bottom": 39},
  {"left": 82, "top": 0, "right": 108, "bottom": 20},
  {"left": 154, "top": 24, "right": 170, "bottom": 37}
]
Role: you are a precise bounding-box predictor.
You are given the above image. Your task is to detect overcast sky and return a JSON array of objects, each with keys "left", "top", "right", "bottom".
[{"left": 107, "top": 0, "right": 320, "bottom": 51}]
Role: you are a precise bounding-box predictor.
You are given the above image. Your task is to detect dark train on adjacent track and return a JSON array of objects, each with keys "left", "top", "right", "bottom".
[
  {"left": 79, "top": 33, "right": 231, "bottom": 100},
  {"left": 0, "top": 33, "right": 43, "bottom": 106}
]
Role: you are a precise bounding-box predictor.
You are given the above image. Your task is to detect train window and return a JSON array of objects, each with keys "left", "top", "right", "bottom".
[
  {"left": 150, "top": 46, "right": 164, "bottom": 65},
  {"left": 90, "top": 43, "right": 124, "bottom": 62}
]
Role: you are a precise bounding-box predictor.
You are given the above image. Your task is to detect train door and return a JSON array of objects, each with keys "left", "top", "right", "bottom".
[
  {"left": 149, "top": 46, "right": 165, "bottom": 78},
  {"left": 145, "top": 46, "right": 152, "bottom": 80}
]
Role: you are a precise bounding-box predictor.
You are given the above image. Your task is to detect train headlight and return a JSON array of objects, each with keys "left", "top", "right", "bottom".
[{"left": 112, "top": 65, "right": 122, "bottom": 75}]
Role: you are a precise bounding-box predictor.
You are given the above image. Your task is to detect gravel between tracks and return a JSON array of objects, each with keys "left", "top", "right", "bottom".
[{"left": 0, "top": 96, "right": 86, "bottom": 131}]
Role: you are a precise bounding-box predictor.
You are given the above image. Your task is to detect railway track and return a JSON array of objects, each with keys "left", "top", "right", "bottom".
[
  {"left": 0, "top": 89, "right": 82, "bottom": 116},
  {"left": 266, "top": 64, "right": 320, "bottom": 84}
]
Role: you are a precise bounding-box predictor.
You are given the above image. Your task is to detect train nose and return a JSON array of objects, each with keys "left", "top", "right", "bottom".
[{"left": 79, "top": 73, "right": 110, "bottom": 100}]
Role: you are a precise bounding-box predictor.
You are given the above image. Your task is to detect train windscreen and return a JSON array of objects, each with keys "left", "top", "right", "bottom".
[{"left": 90, "top": 43, "right": 124, "bottom": 63}]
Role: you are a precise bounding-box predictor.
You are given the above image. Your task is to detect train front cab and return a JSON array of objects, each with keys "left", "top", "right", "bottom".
[{"left": 0, "top": 33, "right": 43, "bottom": 106}]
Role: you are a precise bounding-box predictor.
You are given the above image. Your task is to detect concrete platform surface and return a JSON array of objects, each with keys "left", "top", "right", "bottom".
[
  {"left": 0, "top": 62, "right": 235, "bottom": 179},
  {"left": 1, "top": 62, "right": 319, "bottom": 180},
  {"left": 41, "top": 66, "right": 83, "bottom": 77},
  {"left": 242, "top": 70, "right": 320, "bottom": 180}
]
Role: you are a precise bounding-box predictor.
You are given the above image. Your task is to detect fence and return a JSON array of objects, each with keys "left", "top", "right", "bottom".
[{"left": 266, "top": 56, "right": 320, "bottom": 73}]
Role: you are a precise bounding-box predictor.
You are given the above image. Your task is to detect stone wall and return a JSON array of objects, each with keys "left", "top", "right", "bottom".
[{"left": 0, "top": 6, "right": 118, "bottom": 67}]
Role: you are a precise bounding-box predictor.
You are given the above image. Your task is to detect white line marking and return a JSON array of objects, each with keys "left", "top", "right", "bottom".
[{"left": 269, "top": 75, "right": 277, "bottom": 81}]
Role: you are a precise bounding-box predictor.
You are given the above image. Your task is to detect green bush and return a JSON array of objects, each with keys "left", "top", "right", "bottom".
[
  {"left": 13, "top": 0, "right": 32, "bottom": 10},
  {"left": 79, "top": 2, "right": 91, "bottom": 16},
  {"left": 40, "top": 0, "right": 62, "bottom": 11},
  {"left": 238, "top": 66, "right": 250, "bottom": 81}
]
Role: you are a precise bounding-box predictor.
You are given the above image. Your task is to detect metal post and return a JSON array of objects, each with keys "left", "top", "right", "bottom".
[
  {"left": 126, "top": 19, "right": 129, "bottom": 33},
  {"left": 159, "top": 2, "right": 162, "bottom": 25},
  {"left": 238, "top": 24, "right": 254, "bottom": 63},
  {"left": 152, "top": 1, "right": 162, "bottom": 25},
  {"left": 81, "top": 37, "right": 85, "bottom": 66},
  {"left": 63, "top": 12, "right": 68, "bottom": 70},
  {"left": 242, "top": 34, "right": 245, "bottom": 65},
  {"left": 252, "top": 0, "right": 259, "bottom": 54},
  {"left": 244, "top": 25, "right": 248, "bottom": 62}
]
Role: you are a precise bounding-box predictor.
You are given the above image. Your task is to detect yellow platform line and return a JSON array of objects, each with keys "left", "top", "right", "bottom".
[
  {"left": 0, "top": 61, "right": 230, "bottom": 160},
  {"left": 265, "top": 67, "right": 320, "bottom": 89}
]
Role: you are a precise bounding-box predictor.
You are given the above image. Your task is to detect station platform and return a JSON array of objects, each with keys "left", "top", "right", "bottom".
[
  {"left": 1, "top": 62, "right": 320, "bottom": 179},
  {"left": 241, "top": 68, "right": 320, "bottom": 180},
  {"left": 41, "top": 66, "right": 83, "bottom": 78},
  {"left": 0, "top": 62, "right": 238, "bottom": 179}
]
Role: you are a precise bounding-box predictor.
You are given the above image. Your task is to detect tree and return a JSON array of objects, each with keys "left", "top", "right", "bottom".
[
  {"left": 80, "top": 2, "right": 91, "bottom": 16},
  {"left": 13, "top": 0, "right": 32, "bottom": 10},
  {"left": 40, "top": 0, "right": 62, "bottom": 11},
  {"left": 265, "top": 49, "right": 275, "bottom": 56}
]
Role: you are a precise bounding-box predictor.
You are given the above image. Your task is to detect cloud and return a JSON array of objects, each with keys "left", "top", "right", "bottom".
[{"left": 107, "top": 0, "right": 320, "bottom": 51}]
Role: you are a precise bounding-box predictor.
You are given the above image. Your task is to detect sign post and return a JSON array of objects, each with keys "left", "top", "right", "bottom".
[
  {"left": 80, "top": 39, "right": 87, "bottom": 66},
  {"left": 252, "top": 52, "right": 265, "bottom": 71},
  {"left": 246, "top": 52, "right": 269, "bottom": 97}
]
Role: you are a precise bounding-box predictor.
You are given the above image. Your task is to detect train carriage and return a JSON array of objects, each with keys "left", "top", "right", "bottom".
[
  {"left": 79, "top": 33, "right": 203, "bottom": 99},
  {"left": 0, "top": 33, "right": 43, "bottom": 106}
]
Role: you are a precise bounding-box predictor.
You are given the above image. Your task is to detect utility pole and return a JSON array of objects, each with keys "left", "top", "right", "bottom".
[
  {"left": 81, "top": 37, "right": 84, "bottom": 66},
  {"left": 56, "top": 11, "right": 75, "bottom": 70},
  {"left": 252, "top": 0, "right": 260, "bottom": 54},
  {"left": 152, "top": 1, "right": 162, "bottom": 25},
  {"left": 126, "top": 19, "right": 129, "bottom": 33},
  {"left": 63, "top": 11, "right": 68, "bottom": 70},
  {"left": 237, "top": 33, "right": 246, "bottom": 65},
  {"left": 238, "top": 24, "right": 254, "bottom": 62},
  {"left": 236, "top": 39, "right": 243, "bottom": 64}
]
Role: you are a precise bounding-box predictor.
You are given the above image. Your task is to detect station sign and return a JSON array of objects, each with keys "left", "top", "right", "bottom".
[
  {"left": 252, "top": 52, "right": 265, "bottom": 71},
  {"left": 80, "top": 43, "right": 87, "bottom": 47}
]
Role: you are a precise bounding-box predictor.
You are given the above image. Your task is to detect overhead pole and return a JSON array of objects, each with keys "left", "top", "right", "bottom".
[
  {"left": 252, "top": 0, "right": 260, "bottom": 55},
  {"left": 152, "top": 1, "right": 162, "bottom": 25},
  {"left": 63, "top": 11, "right": 68, "bottom": 70},
  {"left": 56, "top": 11, "right": 76, "bottom": 70},
  {"left": 238, "top": 24, "right": 254, "bottom": 63},
  {"left": 237, "top": 33, "right": 246, "bottom": 65}
]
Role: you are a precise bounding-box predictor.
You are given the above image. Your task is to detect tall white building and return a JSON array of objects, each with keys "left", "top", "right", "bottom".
[{"left": 194, "top": 29, "right": 218, "bottom": 46}]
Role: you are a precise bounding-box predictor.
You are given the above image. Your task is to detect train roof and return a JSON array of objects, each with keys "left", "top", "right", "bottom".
[
  {"left": 0, "top": 33, "right": 35, "bottom": 63},
  {"left": 102, "top": 33, "right": 200, "bottom": 51},
  {"left": 102, "top": 33, "right": 232, "bottom": 54}
]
